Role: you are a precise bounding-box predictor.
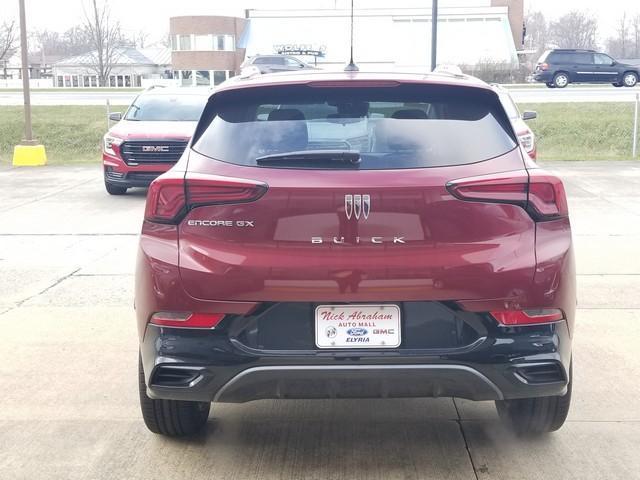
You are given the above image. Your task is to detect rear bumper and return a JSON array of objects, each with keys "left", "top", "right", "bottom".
[
  {"left": 140, "top": 319, "right": 572, "bottom": 403},
  {"left": 533, "top": 72, "right": 553, "bottom": 82}
]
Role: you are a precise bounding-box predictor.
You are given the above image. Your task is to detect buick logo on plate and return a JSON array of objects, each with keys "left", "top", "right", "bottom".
[
  {"left": 142, "top": 145, "right": 170, "bottom": 153},
  {"left": 344, "top": 194, "right": 370, "bottom": 220}
]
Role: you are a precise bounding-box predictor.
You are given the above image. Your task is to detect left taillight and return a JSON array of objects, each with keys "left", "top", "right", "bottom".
[
  {"left": 150, "top": 311, "right": 226, "bottom": 329},
  {"left": 144, "top": 172, "right": 268, "bottom": 224},
  {"left": 491, "top": 309, "right": 564, "bottom": 326},
  {"left": 446, "top": 169, "right": 568, "bottom": 220}
]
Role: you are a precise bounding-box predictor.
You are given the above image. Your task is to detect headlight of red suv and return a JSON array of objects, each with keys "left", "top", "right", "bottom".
[
  {"left": 518, "top": 131, "right": 535, "bottom": 153},
  {"left": 103, "top": 135, "right": 123, "bottom": 156}
]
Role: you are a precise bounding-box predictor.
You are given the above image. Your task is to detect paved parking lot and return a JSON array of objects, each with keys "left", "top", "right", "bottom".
[{"left": 1, "top": 162, "right": 639, "bottom": 479}]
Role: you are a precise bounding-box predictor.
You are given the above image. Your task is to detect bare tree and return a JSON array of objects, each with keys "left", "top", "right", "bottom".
[
  {"left": 524, "top": 11, "right": 549, "bottom": 56},
  {"left": 82, "top": 0, "right": 123, "bottom": 86},
  {"left": 617, "top": 12, "right": 629, "bottom": 58},
  {"left": 0, "top": 20, "right": 17, "bottom": 62},
  {"left": 633, "top": 14, "right": 640, "bottom": 58},
  {"left": 548, "top": 11, "right": 598, "bottom": 50},
  {"left": 131, "top": 30, "right": 150, "bottom": 49}
]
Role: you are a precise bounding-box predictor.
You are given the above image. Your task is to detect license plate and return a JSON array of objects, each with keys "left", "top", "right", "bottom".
[{"left": 315, "top": 304, "right": 401, "bottom": 349}]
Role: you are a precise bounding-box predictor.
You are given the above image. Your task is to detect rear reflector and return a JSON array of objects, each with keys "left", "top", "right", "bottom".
[
  {"left": 446, "top": 169, "right": 568, "bottom": 220},
  {"left": 491, "top": 309, "right": 564, "bottom": 326},
  {"left": 145, "top": 172, "right": 267, "bottom": 224},
  {"left": 150, "top": 311, "right": 225, "bottom": 329}
]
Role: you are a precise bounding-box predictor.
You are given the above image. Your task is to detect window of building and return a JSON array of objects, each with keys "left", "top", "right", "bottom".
[
  {"left": 57, "top": 75, "right": 63, "bottom": 87},
  {"left": 90, "top": 76, "right": 97, "bottom": 87},
  {"left": 181, "top": 70, "right": 193, "bottom": 86},
  {"left": 72, "top": 75, "right": 79, "bottom": 87},
  {"left": 83, "top": 75, "right": 90, "bottom": 87},
  {"left": 213, "top": 70, "right": 227, "bottom": 85},
  {"left": 109, "top": 76, "right": 116, "bottom": 87},
  {"left": 134, "top": 75, "right": 142, "bottom": 87},
  {"left": 179, "top": 34, "right": 191, "bottom": 51},
  {"left": 117, "top": 75, "right": 124, "bottom": 87},
  {"left": 171, "top": 35, "right": 178, "bottom": 51},
  {"left": 213, "top": 35, "right": 234, "bottom": 51},
  {"left": 228, "top": 70, "right": 236, "bottom": 78},
  {"left": 125, "top": 75, "right": 131, "bottom": 87},
  {"left": 196, "top": 70, "right": 210, "bottom": 86},
  {"left": 194, "top": 34, "right": 211, "bottom": 51}
]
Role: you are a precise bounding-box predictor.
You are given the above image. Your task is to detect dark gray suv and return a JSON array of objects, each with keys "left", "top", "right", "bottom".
[
  {"left": 241, "top": 55, "right": 317, "bottom": 74},
  {"left": 534, "top": 49, "right": 639, "bottom": 88}
]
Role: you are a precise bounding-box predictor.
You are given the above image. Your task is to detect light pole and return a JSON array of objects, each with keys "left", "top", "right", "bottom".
[
  {"left": 13, "top": 0, "right": 47, "bottom": 166},
  {"left": 431, "top": 0, "right": 438, "bottom": 71}
]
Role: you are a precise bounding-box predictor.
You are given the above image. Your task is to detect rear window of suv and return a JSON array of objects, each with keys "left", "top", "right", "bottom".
[{"left": 191, "top": 83, "right": 517, "bottom": 169}]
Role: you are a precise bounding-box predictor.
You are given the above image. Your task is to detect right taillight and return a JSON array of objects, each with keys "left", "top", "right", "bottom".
[
  {"left": 144, "top": 172, "right": 268, "bottom": 224},
  {"left": 446, "top": 169, "right": 568, "bottom": 221}
]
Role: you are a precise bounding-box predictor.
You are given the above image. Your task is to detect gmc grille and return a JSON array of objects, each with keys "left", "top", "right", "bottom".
[{"left": 120, "top": 140, "right": 188, "bottom": 165}]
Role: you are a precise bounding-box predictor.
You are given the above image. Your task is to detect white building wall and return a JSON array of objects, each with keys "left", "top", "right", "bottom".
[{"left": 244, "top": 7, "right": 518, "bottom": 70}]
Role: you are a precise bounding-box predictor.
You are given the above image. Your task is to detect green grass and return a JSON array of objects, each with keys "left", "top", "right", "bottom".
[
  {"left": 0, "top": 105, "right": 126, "bottom": 165},
  {"left": 518, "top": 102, "right": 637, "bottom": 161},
  {"left": 1, "top": 103, "right": 637, "bottom": 164}
]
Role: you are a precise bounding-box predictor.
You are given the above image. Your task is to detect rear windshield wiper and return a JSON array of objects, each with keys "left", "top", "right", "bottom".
[{"left": 255, "top": 150, "right": 361, "bottom": 167}]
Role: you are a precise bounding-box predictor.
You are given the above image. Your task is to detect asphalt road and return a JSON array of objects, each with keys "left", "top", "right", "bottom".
[
  {"left": 1, "top": 162, "right": 640, "bottom": 479},
  {"left": 0, "top": 84, "right": 639, "bottom": 106}
]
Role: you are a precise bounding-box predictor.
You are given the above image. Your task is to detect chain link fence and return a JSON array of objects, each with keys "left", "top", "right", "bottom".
[{"left": 516, "top": 96, "right": 640, "bottom": 161}]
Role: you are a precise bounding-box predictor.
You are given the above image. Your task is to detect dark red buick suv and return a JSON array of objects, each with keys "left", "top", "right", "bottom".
[{"left": 136, "top": 70, "right": 575, "bottom": 437}]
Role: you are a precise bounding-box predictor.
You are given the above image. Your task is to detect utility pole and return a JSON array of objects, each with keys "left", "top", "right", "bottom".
[
  {"left": 431, "top": 0, "right": 438, "bottom": 71},
  {"left": 13, "top": 0, "right": 47, "bottom": 166}
]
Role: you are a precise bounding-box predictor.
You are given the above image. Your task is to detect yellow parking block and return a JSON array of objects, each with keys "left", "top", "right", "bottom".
[{"left": 13, "top": 144, "right": 47, "bottom": 166}]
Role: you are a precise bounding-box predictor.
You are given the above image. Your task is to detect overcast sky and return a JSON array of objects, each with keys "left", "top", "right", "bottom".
[{"left": 2, "top": 0, "right": 638, "bottom": 46}]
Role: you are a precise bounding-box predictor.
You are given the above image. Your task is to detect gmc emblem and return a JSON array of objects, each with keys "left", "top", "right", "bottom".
[{"left": 142, "top": 145, "right": 170, "bottom": 153}]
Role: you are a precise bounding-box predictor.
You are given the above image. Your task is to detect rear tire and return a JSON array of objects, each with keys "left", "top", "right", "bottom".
[
  {"left": 495, "top": 363, "right": 572, "bottom": 436},
  {"left": 105, "top": 182, "right": 127, "bottom": 195},
  {"left": 138, "top": 356, "right": 210, "bottom": 437},
  {"left": 553, "top": 72, "right": 569, "bottom": 88}
]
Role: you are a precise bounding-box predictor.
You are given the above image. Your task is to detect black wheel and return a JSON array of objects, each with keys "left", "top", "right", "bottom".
[
  {"left": 553, "top": 72, "right": 569, "bottom": 88},
  {"left": 622, "top": 71, "right": 638, "bottom": 87},
  {"left": 495, "top": 363, "right": 572, "bottom": 436},
  {"left": 545, "top": 82, "right": 556, "bottom": 88},
  {"left": 138, "top": 356, "right": 210, "bottom": 437},
  {"left": 105, "top": 181, "right": 127, "bottom": 195}
]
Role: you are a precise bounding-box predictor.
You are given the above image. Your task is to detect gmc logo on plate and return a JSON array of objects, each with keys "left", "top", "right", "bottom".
[{"left": 142, "top": 145, "right": 170, "bottom": 152}]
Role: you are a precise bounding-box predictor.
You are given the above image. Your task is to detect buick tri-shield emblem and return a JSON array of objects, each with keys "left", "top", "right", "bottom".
[{"left": 344, "top": 194, "right": 370, "bottom": 220}]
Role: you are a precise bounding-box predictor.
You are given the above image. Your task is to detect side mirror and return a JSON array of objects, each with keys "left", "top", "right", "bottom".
[
  {"left": 522, "top": 110, "right": 537, "bottom": 121},
  {"left": 299, "top": 63, "right": 305, "bottom": 68},
  {"left": 109, "top": 112, "right": 122, "bottom": 122}
]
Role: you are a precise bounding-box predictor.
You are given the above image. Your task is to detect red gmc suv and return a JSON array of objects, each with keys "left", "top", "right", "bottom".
[
  {"left": 102, "top": 87, "right": 209, "bottom": 195},
  {"left": 136, "top": 70, "right": 575, "bottom": 438}
]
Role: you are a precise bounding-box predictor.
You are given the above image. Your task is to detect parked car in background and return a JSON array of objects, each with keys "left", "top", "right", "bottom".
[
  {"left": 534, "top": 49, "right": 640, "bottom": 88},
  {"left": 102, "top": 86, "right": 210, "bottom": 195},
  {"left": 136, "top": 70, "right": 575, "bottom": 439},
  {"left": 240, "top": 54, "right": 317, "bottom": 74},
  {"left": 492, "top": 84, "right": 537, "bottom": 160}
]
